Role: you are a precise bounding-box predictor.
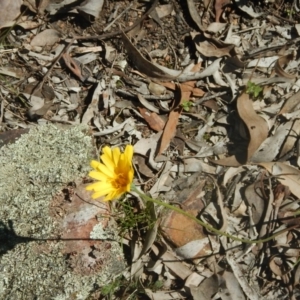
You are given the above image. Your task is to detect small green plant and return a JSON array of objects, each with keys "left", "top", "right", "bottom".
[
  {"left": 149, "top": 280, "right": 164, "bottom": 292},
  {"left": 100, "top": 276, "right": 146, "bottom": 299},
  {"left": 181, "top": 100, "right": 193, "bottom": 112},
  {"left": 116, "top": 199, "right": 155, "bottom": 237},
  {"left": 246, "top": 81, "right": 263, "bottom": 99},
  {"left": 115, "top": 79, "right": 124, "bottom": 88},
  {"left": 101, "top": 277, "right": 122, "bottom": 298},
  {"left": 0, "top": 28, "right": 13, "bottom": 47},
  {"left": 203, "top": 132, "right": 211, "bottom": 142},
  {"left": 285, "top": 8, "right": 295, "bottom": 16}
]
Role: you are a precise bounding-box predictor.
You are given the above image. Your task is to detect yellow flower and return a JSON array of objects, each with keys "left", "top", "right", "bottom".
[{"left": 86, "top": 145, "right": 134, "bottom": 201}]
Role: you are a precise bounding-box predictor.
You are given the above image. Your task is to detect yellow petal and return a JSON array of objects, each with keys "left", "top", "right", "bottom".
[
  {"left": 128, "top": 168, "right": 134, "bottom": 182},
  {"left": 104, "top": 190, "right": 120, "bottom": 201},
  {"left": 103, "top": 194, "right": 114, "bottom": 201},
  {"left": 112, "top": 147, "right": 121, "bottom": 165},
  {"left": 90, "top": 160, "right": 101, "bottom": 170},
  {"left": 97, "top": 162, "right": 115, "bottom": 178},
  {"left": 88, "top": 170, "right": 107, "bottom": 181},
  {"left": 93, "top": 185, "right": 115, "bottom": 196},
  {"left": 102, "top": 146, "right": 112, "bottom": 159},
  {"left": 117, "top": 155, "right": 126, "bottom": 170},
  {"left": 101, "top": 153, "right": 115, "bottom": 172},
  {"left": 92, "top": 188, "right": 114, "bottom": 199},
  {"left": 125, "top": 182, "right": 131, "bottom": 192},
  {"left": 86, "top": 182, "right": 101, "bottom": 191},
  {"left": 86, "top": 181, "right": 113, "bottom": 192},
  {"left": 124, "top": 145, "right": 134, "bottom": 160},
  {"left": 97, "top": 181, "right": 114, "bottom": 190},
  {"left": 91, "top": 192, "right": 104, "bottom": 199}
]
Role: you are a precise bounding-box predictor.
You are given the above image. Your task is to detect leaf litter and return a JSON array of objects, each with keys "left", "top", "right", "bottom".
[{"left": 2, "top": 0, "right": 300, "bottom": 299}]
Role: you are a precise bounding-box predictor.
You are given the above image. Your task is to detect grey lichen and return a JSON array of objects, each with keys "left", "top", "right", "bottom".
[
  {"left": 90, "top": 222, "right": 117, "bottom": 240},
  {"left": 0, "top": 125, "right": 125, "bottom": 300},
  {"left": 0, "top": 124, "right": 92, "bottom": 239}
]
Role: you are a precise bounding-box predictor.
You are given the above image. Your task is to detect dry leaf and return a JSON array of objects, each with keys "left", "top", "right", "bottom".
[
  {"left": 279, "top": 119, "right": 300, "bottom": 158},
  {"left": 148, "top": 82, "right": 166, "bottom": 96},
  {"left": 154, "top": 80, "right": 205, "bottom": 97},
  {"left": 186, "top": 0, "right": 206, "bottom": 31},
  {"left": 151, "top": 244, "right": 193, "bottom": 280},
  {"left": 0, "top": 0, "right": 22, "bottom": 28},
  {"left": 259, "top": 162, "right": 300, "bottom": 199},
  {"left": 23, "top": 0, "right": 49, "bottom": 13},
  {"left": 269, "top": 255, "right": 286, "bottom": 277},
  {"left": 30, "top": 29, "right": 61, "bottom": 47},
  {"left": 62, "top": 53, "right": 91, "bottom": 82},
  {"left": 158, "top": 108, "right": 181, "bottom": 155},
  {"left": 137, "top": 94, "right": 160, "bottom": 113},
  {"left": 244, "top": 183, "right": 266, "bottom": 225},
  {"left": 192, "top": 32, "right": 235, "bottom": 58},
  {"left": 190, "top": 275, "right": 219, "bottom": 300},
  {"left": 38, "top": 0, "right": 50, "bottom": 13},
  {"left": 236, "top": 2, "right": 264, "bottom": 18},
  {"left": 122, "top": 32, "right": 179, "bottom": 80},
  {"left": 23, "top": 0, "right": 37, "bottom": 12},
  {"left": 226, "top": 249, "right": 262, "bottom": 300},
  {"left": 175, "top": 238, "right": 211, "bottom": 259},
  {"left": 215, "top": 0, "right": 231, "bottom": 22},
  {"left": 158, "top": 80, "right": 197, "bottom": 154},
  {"left": 138, "top": 107, "right": 165, "bottom": 132},
  {"left": 251, "top": 121, "right": 294, "bottom": 163},
  {"left": 155, "top": 3, "right": 173, "bottom": 19},
  {"left": 278, "top": 90, "right": 300, "bottom": 115},
  {"left": 274, "top": 54, "right": 297, "bottom": 79},
  {"left": 134, "top": 155, "right": 155, "bottom": 177},
  {"left": 76, "top": 0, "right": 104, "bottom": 18},
  {"left": 214, "top": 93, "right": 268, "bottom": 166},
  {"left": 81, "top": 81, "right": 104, "bottom": 124},
  {"left": 238, "top": 93, "right": 268, "bottom": 160},
  {"left": 138, "top": 220, "right": 159, "bottom": 259},
  {"left": 207, "top": 22, "right": 227, "bottom": 33},
  {"left": 134, "top": 131, "right": 162, "bottom": 159},
  {"left": 222, "top": 271, "right": 246, "bottom": 300}
]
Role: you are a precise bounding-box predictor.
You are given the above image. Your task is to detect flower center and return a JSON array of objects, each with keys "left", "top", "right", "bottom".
[{"left": 112, "top": 173, "right": 127, "bottom": 189}]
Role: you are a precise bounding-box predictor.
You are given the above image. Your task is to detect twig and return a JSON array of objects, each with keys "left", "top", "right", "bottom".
[
  {"left": 194, "top": 91, "right": 228, "bottom": 105},
  {"left": 0, "top": 95, "right": 5, "bottom": 126},
  {"left": 116, "top": 88, "right": 174, "bottom": 100},
  {"left": 267, "top": 9, "right": 297, "bottom": 24},
  {"left": 235, "top": 26, "right": 265, "bottom": 34}
]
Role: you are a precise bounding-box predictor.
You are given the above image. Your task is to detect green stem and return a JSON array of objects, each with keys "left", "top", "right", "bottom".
[{"left": 131, "top": 185, "right": 295, "bottom": 245}]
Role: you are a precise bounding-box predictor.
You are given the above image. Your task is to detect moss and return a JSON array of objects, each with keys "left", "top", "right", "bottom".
[{"left": 0, "top": 125, "right": 125, "bottom": 299}]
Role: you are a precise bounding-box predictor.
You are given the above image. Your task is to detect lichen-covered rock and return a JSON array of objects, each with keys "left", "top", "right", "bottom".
[{"left": 0, "top": 125, "right": 125, "bottom": 300}]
